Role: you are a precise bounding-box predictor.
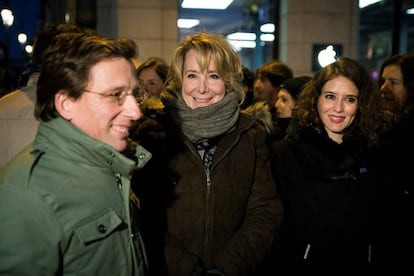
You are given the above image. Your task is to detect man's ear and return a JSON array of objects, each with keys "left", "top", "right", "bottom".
[{"left": 55, "top": 90, "right": 73, "bottom": 120}]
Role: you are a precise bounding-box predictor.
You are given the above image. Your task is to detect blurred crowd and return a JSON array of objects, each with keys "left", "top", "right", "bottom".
[{"left": 0, "top": 22, "right": 413, "bottom": 276}]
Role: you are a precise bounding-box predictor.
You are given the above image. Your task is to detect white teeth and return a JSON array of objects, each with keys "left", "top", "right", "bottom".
[
  {"left": 194, "top": 98, "right": 210, "bottom": 103},
  {"left": 113, "top": 126, "right": 128, "bottom": 133}
]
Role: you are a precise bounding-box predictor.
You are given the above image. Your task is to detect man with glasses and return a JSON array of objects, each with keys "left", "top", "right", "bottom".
[{"left": 0, "top": 32, "right": 151, "bottom": 275}]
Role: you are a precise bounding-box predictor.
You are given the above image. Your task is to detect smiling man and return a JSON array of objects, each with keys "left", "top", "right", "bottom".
[{"left": 0, "top": 33, "right": 151, "bottom": 275}]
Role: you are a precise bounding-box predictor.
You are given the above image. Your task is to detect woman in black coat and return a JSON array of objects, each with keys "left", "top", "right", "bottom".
[{"left": 271, "top": 57, "right": 384, "bottom": 275}]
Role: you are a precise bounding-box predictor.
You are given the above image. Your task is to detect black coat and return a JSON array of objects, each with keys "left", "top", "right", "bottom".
[
  {"left": 371, "top": 112, "right": 414, "bottom": 274},
  {"left": 271, "top": 122, "right": 382, "bottom": 275}
]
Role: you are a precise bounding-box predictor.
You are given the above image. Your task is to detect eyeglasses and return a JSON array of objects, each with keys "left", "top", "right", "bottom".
[
  {"left": 136, "top": 90, "right": 148, "bottom": 104},
  {"left": 83, "top": 88, "right": 148, "bottom": 105}
]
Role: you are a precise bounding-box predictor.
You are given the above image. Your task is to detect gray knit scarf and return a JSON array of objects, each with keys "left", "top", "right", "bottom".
[{"left": 161, "top": 90, "right": 240, "bottom": 143}]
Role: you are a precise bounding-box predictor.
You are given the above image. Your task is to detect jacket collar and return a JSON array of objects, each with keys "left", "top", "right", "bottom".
[{"left": 34, "top": 117, "right": 151, "bottom": 177}]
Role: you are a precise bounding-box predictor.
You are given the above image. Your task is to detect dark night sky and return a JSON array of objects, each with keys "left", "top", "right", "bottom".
[{"left": 0, "top": 0, "right": 42, "bottom": 65}]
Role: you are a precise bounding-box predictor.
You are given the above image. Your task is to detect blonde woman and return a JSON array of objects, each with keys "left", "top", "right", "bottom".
[{"left": 130, "top": 32, "right": 283, "bottom": 276}]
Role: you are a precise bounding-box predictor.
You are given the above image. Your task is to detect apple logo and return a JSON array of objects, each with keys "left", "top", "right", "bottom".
[{"left": 317, "top": 45, "right": 337, "bottom": 67}]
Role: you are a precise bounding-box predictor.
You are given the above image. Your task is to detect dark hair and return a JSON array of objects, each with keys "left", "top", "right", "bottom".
[
  {"left": 35, "top": 33, "right": 138, "bottom": 121},
  {"left": 136, "top": 57, "right": 169, "bottom": 83},
  {"left": 294, "top": 57, "right": 382, "bottom": 145},
  {"left": 378, "top": 53, "right": 414, "bottom": 114},
  {"left": 18, "top": 23, "right": 89, "bottom": 88},
  {"left": 280, "top": 75, "right": 312, "bottom": 100},
  {"left": 242, "top": 65, "right": 255, "bottom": 89},
  {"left": 256, "top": 60, "right": 293, "bottom": 88},
  {"left": 33, "top": 23, "right": 92, "bottom": 64},
  {"left": 240, "top": 65, "right": 255, "bottom": 109}
]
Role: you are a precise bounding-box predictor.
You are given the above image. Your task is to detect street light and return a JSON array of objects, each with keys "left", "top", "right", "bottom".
[
  {"left": 25, "top": 44, "right": 32, "bottom": 54},
  {"left": 1, "top": 8, "right": 13, "bottom": 27},
  {"left": 1, "top": 8, "right": 14, "bottom": 68},
  {"left": 18, "top": 32, "right": 28, "bottom": 61},
  {"left": 18, "top": 32, "right": 27, "bottom": 44}
]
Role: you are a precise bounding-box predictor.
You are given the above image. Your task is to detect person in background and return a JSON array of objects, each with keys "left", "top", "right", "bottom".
[
  {"left": 254, "top": 60, "right": 293, "bottom": 120},
  {"left": 128, "top": 58, "right": 169, "bottom": 276},
  {"left": 374, "top": 53, "right": 414, "bottom": 273},
  {"left": 130, "top": 31, "right": 283, "bottom": 276},
  {"left": 240, "top": 66, "right": 275, "bottom": 139},
  {"left": 0, "top": 64, "right": 15, "bottom": 98},
  {"left": 133, "top": 56, "right": 168, "bottom": 134},
  {"left": 136, "top": 56, "right": 169, "bottom": 99},
  {"left": 128, "top": 94, "right": 168, "bottom": 276},
  {"left": 273, "top": 75, "right": 311, "bottom": 140},
  {"left": 241, "top": 101, "right": 275, "bottom": 138},
  {"left": 240, "top": 65, "right": 256, "bottom": 110},
  {"left": 379, "top": 53, "right": 414, "bottom": 114},
  {"left": 0, "top": 23, "right": 88, "bottom": 168},
  {"left": 271, "top": 57, "right": 384, "bottom": 275},
  {"left": 0, "top": 32, "right": 151, "bottom": 275}
]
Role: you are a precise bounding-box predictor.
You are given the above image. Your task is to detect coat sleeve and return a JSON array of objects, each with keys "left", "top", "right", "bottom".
[
  {"left": 0, "top": 185, "right": 62, "bottom": 275},
  {"left": 213, "top": 124, "right": 284, "bottom": 275}
]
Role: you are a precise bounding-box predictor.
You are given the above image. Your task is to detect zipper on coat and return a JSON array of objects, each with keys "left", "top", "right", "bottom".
[
  {"left": 303, "top": 243, "right": 311, "bottom": 259},
  {"left": 206, "top": 169, "right": 212, "bottom": 190},
  {"left": 203, "top": 168, "right": 212, "bottom": 258},
  {"left": 368, "top": 244, "right": 372, "bottom": 263}
]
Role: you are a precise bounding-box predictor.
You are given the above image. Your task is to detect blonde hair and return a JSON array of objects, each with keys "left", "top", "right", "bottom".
[{"left": 165, "top": 32, "right": 244, "bottom": 103}]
